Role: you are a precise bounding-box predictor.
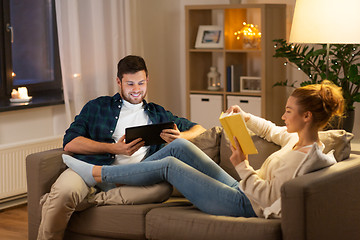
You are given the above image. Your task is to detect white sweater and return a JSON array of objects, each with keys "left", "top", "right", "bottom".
[{"left": 235, "top": 114, "right": 336, "bottom": 218}]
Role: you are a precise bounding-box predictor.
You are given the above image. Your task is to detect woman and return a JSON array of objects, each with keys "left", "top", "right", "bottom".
[{"left": 63, "top": 81, "right": 344, "bottom": 218}]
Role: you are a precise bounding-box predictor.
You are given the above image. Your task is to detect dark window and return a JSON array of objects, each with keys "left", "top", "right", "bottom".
[{"left": 0, "top": 0, "right": 62, "bottom": 105}]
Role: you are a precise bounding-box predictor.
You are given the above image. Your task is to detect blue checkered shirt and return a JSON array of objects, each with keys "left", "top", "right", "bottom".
[{"left": 63, "top": 93, "right": 197, "bottom": 165}]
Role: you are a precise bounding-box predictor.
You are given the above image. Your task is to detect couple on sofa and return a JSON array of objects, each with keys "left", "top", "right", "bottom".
[{"left": 38, "top": 55, "right": 344, "bottom": 240}]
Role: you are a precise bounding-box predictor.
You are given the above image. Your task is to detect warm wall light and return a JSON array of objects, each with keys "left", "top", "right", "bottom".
[{"left": 73, "top": 73, "right": 81, "bottom": 80}]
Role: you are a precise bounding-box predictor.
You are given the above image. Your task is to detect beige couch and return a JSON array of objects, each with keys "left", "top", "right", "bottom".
[{"left": 26, "top": 127, "right": 360, "bottom": 240}]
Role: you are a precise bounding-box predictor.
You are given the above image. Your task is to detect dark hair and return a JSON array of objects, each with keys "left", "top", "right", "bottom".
[
  {"left": 291, "top": 80, "right": 344, "bottom": 129},
  {"left": 117, "top": 55, "right": 148, "bottom": 80}
]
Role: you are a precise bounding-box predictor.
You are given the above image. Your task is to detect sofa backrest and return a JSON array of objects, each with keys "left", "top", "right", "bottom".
[{"left": 190, "top": 127, "right": 354, "bottom": 181}]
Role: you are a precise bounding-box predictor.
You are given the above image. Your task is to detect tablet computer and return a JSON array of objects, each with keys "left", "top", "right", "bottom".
[{"left": 125, "top": 122, "right": 175, "bottom": 146}]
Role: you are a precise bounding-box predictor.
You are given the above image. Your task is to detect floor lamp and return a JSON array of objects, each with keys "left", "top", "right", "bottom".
[{"left": 289, "top": 0, "right": 360, "bottom": 79}]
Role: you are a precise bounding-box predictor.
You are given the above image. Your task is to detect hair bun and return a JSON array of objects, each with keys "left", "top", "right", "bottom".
[{"left": 319, "top": 80, "right": 344, "bottom": 118}]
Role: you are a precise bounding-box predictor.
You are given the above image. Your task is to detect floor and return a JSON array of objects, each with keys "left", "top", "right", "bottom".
[{"left": 0, "top": 204, "right": 28, "bottom": 240}]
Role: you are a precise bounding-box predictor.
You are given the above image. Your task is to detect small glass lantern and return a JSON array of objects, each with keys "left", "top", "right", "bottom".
[{"left": 207, "top": 66, "right": 221, "bottom": 90}]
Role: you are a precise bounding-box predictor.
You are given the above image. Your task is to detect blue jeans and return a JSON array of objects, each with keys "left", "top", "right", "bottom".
[{"left": 102, "top": 138, "right": 256, "bottom": 217}]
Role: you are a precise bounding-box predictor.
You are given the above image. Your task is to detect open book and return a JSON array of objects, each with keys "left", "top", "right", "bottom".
[{"left": 219, "top": 112, "right": 258, "bottom": 155}]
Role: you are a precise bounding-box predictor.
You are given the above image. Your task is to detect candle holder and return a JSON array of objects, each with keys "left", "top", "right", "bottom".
[
  {"left": 10, "top": 87, "right": 32, "bottom": 103},
  {"left": 207, "top": 66, "right": 221, "bottom": 91}
]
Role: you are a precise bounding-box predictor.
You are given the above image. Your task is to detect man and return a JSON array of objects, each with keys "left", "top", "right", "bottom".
[{"left": 38, "top": 55, "right": 206, "bottom": 240}]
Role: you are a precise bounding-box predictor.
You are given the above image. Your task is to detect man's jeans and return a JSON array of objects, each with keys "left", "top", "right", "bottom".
[{"left": 102, "top": 138, "right": 256, "bottom": 217}]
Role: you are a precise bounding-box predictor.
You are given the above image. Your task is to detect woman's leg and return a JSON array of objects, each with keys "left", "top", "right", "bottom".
[
  {"left": 144, "top": 139, "right": 238, "bottom": 188},
  {"left": 102, "top": 156, "right": 256, "bottom": 217}
]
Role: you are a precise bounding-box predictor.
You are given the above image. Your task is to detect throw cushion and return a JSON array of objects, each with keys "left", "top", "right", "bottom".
[
  {"left": 189, "top": 126, "right": 222, "bottom": 164},
  {"left": 294, "top": 144, "right": 337, "bottom": 177},
  {"left": 319, "top": 130, "right": 354, "bottom": 161}
]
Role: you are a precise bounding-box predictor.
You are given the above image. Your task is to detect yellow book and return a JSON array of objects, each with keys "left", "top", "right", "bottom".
[{"left": 219, "top": 112, "right": 258, "bottom": 155}]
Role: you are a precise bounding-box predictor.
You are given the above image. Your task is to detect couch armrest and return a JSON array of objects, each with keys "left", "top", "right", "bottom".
[
  {"left": 26, "top": 148, "right": 69, "bottom": 240},
  {"left": 281, "top": 155, "right": 360, "bottom": 240}
]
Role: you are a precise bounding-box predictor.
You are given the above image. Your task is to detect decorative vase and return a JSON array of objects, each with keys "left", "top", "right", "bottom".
[
  {"left": 342, "top": 110, "right": 355, "bottom": 133},
  {"left": 323, "top": 110, "right": 355, "bottom": 133},
  {"left": 207, "top": 67, "right": 221, "bottom": 91}
]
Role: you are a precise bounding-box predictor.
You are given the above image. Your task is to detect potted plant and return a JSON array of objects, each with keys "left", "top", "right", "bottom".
[{"left": 272, "top": 39, "right": 360, "bottom": 132}]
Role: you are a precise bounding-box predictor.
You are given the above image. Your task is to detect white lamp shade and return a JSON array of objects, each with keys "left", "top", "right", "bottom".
[{"left": 289, "top": 0, "right": 360, "bottom": 44}]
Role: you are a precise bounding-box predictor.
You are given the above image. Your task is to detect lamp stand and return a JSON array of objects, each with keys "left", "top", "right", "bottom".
[{"left": 326, "top": 43, "right": 330, "bottom": 79}]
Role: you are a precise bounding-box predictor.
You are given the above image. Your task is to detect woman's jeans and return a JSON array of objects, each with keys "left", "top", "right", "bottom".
[{"left": 102, "top": 138, "right": 256, "bottom": 217}]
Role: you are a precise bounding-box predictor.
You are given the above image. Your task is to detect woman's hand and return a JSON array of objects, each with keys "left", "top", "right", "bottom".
[
  {"left": 226, "top": 105, "right": 242, "bottom": 114},
  {"left": 226, "top": 105, "right": 251, "bottom": 122},
  {"left": 229, "top": 136, "right": 248, "bottom": 166}
]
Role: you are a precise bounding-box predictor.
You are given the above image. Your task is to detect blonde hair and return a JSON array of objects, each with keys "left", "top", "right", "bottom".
[{"left": 290, "top": 80, "right": 344, "bottom": 129}]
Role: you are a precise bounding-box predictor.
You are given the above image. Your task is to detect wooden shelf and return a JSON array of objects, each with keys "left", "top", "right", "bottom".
[
  {"left": 189, "top": 49, "right": 261, "bottom": 53},
  {"left": 186, "top": 4, "right": 287, "bottom": 126}
]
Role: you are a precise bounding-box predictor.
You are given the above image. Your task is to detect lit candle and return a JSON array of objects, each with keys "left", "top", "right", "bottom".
[
  {"left": 18, "top": 87, "right": 29, "bottom": 99},
  {"left": 11, "top": 89, "right": 19, "bottom": 99}
]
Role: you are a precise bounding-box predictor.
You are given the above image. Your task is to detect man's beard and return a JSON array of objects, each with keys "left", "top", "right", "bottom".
[{"left": 120, "top": 89, "right": 147, "bottom": 104}]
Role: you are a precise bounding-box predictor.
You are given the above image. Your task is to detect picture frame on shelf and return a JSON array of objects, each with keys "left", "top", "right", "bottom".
[
  {"left": 195, "top": 25, "right": 224, "bottom": 49},
  {"left": 240, "top": 76, "right": 261, "bottom": 93}
]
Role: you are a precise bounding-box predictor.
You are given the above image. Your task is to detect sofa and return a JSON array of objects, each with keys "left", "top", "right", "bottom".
[{"left": 26, "top": 127, "right": 360, "bottom": 240}]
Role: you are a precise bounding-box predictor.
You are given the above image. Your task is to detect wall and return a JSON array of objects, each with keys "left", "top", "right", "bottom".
[
  {"left": 131, "top": 0, "right": 228, "bottom": 117},
  {"left": 0, "top": 0, "right": 358, "bottom": 147},
  {"left": 135, "top": 0, "right": 360, "bottom": 142},
  {"left": 0, "top": 105, "right": 67, "bottom": 145}
]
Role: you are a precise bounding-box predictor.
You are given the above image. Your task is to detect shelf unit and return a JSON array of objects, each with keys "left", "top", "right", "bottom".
[{"left": 185, "top": 4, "right": 287, "bottom": 125}]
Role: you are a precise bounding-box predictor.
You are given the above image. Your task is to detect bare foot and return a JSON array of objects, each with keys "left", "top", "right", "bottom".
[{"left": 92, "top": 166, "right": 102, "bottom": 183}]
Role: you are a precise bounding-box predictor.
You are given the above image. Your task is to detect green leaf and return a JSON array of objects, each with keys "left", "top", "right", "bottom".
[
  {"left": 348, "top": 65, "right": 359, "bottom": 78},
  {"left": 353, "top": 92, "right": 360, "bottom": 103},
  {"left": 272, "top": 39, "right": 360, "bottom": 110},
  {"left": 273, "top": 80, "right": 296, "bottom": 88}
]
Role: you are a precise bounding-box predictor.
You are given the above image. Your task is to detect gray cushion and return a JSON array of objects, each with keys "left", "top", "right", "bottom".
[{"left": 67, "top": 199, "right": 191, "bottom": 239}]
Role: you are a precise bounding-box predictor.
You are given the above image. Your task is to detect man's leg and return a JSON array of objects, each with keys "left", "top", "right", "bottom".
[
  {"left": 37, "top": 168, "right": 91, "bottom": 240},
  {"left": 92, "top": 182, "right": 172, "bottom": 206}
]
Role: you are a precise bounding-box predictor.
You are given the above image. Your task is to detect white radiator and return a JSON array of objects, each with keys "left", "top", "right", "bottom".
[{"left": 0, "top": 136, "right": 62, "bottom": 203}]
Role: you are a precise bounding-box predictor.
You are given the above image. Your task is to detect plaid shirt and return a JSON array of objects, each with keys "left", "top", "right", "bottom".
[{"left": 63, "top": 93, "right": 197, "bottom": 165}]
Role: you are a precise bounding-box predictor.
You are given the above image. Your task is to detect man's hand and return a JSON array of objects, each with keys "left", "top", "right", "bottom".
[
  {"left": 111, "top": 135, "right": 145, "bottom": 156},
  {"left": 229, "top": 136, "right": 247, "bottom": 167},
  {"left": 160, "top": 124, "right": 181, "bottom": 143}
]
